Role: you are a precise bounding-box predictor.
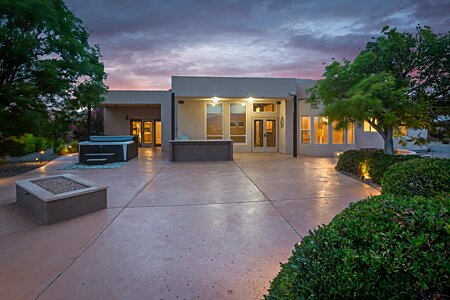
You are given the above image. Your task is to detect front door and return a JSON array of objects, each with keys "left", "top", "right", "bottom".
[
  {"left": 130, "top": 120, "right": 161, "bottom": 147},
  {"left": 252, "top": 118, "right": 277, "bottom": 152},
  {"left": 143, "top": 121, "right": 153, "bottom": 146},
  {"left": 131, "top": 120, "right": 142, "bottom": 146}
]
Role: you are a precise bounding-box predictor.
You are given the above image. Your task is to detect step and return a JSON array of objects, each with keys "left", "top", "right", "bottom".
[
  {"left": 85, "top": 158, "right": 108, "bottom": 165},
  {"left": 85, "top": 153, "right": 115, "bottom": 157}
]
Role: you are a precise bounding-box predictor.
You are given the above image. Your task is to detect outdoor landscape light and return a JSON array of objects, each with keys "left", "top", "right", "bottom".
[
  {"left": 247, "top": 97, "right": 254, "bottom": 103},
  {"left": 212, "top": 96, "right": 219, "bottom": 103}
]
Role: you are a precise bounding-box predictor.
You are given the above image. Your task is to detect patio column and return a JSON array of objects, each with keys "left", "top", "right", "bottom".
[
  {"left": 171, "top": 92, "right": 175, "bottom": 140},
  {"left": 292, "top": 94, "right": 298, "bottom": 157}
]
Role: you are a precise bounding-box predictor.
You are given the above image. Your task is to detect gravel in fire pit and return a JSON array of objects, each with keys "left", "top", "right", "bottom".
[{"left": 32, "top": 177, "right": 88, "bottom": 194}]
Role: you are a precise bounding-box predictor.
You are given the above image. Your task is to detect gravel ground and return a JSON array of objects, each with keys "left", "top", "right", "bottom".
[
  {"left": 32, "top": 177, "right": 87, "bottom": 194},
  {"left": 417, "top": 142, "right": 450, "bottom": 159},
  {"left": 0, "top": 150, "right": 61, "bottom": 179}
]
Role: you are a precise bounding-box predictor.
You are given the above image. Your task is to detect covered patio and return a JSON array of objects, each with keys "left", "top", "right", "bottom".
[{"left": 0, "top": 149, "right": 379, "bottom": 299}]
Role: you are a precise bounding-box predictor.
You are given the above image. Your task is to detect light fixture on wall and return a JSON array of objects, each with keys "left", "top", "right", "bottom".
[
  {"left": 212, "top": 96, "right": 219, "bottom": 104},
  {"left": 247, "top": 97, "right": 254, "bottom": 103}
]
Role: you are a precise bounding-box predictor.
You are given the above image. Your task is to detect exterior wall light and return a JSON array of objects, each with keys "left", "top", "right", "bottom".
[
  {"left": 212, "top": 97, "right": 219, "bottom": 104},
  {"left": 247, "top": 97, "right": 254, "bottom": 103}
]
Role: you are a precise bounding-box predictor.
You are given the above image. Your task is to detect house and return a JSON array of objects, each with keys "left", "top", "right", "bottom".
[{"left": 102, "top": 76, "right": 426, "bottom": 157}]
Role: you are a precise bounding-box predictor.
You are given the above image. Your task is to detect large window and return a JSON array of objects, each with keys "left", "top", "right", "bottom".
[
  {"left": 230, "top": 103, "right": 246, "bottom": 143},
  {"left": 394, "top": 126, "right": 407, "bottom": 137},
  {"left": 300, "top": 117, "right": 311, "bottom": 144},
  {"left": 364, "top": 119, "right": 378, "bottom": 132},
  {"left": 253, "top": 103, "right": 276, "bottom": 112},
  {"left": 314, "top": 116, "right": 328, "bottom": 144},
  {"left": 206, "top": 103, "right": 223, "bottom": 140},
  {"left": 347, "top": 122, "right": 354, "bottom": 144},
  {"left": 332, "top": 121, "right": 344, "bottom": 144}
]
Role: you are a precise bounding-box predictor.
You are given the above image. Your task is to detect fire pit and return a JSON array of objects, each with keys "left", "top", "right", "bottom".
[{"left": 16, "top": 174, "right": 107, "bottom": 224}]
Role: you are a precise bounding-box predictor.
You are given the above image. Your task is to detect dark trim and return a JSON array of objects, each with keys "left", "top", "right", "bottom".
[
  {"left": 171, "top": 92, "right": 175, "bottom": 140},
  {"left": 293, "top": 95, "right": 298, "bottom": 157}
]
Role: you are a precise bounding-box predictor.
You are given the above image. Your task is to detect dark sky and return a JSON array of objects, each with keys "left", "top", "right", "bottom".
[{"left": 65, "top": 0, "right": 449, "bottom": 90}]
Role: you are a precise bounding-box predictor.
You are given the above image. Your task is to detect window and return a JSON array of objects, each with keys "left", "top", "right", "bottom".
[
  {"left": 347, "top": 122, "right": 354, "bottom": 144},
  {"left": 314, "top": 116, "right": 328, "bottom": 144},
  {"left": 364, "top": 119, "right": 378, "bottom": 132},
  {"left": 230, "top": 103, "right": 246, "bottom": 143},
  {"left": 300, "top": 117, "right": 311, "bottom": 144},
  {"left": 206, "top": 103, "right": 223, "bottom": 140},
  {"left": 332, "top": 121, "right": 344, "bottom": 144},
  {"left": 253, "top": 103, "right": 276, "bottom": 112},
  {"left": 394, "top": 126, "right": 408, "bottom": 137}
]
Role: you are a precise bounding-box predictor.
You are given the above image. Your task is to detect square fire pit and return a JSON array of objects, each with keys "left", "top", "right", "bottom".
[{"left": 15, "top": 174, "right": 107, "bottom": 224}]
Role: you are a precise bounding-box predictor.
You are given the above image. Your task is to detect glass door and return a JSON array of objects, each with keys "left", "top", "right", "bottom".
[
  {"left": 154, "top": 120, "right": 162, "bottom": 147},
  {"left": 143, "top": 121, "right": 153, "bottom": 146},
  {"left": 131, "top": 120, "right": 142, "bottom": 146},
  {"left": 252, "top": 118, "right": 277, "bottom": 152}
]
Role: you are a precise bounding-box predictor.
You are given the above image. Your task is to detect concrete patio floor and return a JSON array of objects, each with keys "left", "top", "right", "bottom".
[{"left": 0, "top": 149, "right": 379, "bottom": 300}]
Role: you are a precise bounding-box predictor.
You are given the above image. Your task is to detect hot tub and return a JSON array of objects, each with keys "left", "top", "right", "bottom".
[{"left": 79, "top": 136, "right": 138, "bottom": 164}]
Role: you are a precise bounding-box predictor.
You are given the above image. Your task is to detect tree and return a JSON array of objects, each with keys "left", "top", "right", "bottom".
[
  {"left": 309, "top": 26, "right": 449, "bottom": 154},
  {"left": 0, "top": 0, "right": 107, "bottom": 149}
]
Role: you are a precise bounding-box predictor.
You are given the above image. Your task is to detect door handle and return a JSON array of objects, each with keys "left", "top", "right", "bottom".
[{"left": 263, "top": 133, "right": 267, "bottom": 137}]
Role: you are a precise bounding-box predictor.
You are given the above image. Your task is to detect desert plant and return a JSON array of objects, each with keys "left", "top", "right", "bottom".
[
  {"left": 265, "top": 194, "right": 450, "bottom": 299},
  {"left": 56, "top": 144, "right": 69, "bottom": 155}
]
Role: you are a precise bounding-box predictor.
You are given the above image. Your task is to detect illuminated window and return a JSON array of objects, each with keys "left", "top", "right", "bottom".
[
  {"left": 347, "top": 122, "right": 354, "bottom": 144},
  {"left": 394, "top": 126, "right": 408, "bottom": 137},
  {"left": 300, "top": 117, "right": 311, "bottom": 144},
  {"left": 253, "top": 103, "right": 276, "bottom": 112},
  {"left": 230, "top": 103, "right": 246, "bottom": 143},
  {"left": 206, "top": 103, "right": 223, "bottom": 140},
  {"left": 314, "top": 116, "right": 329, "bottom": 144},
  {"left": 332, "top": 121, "right": 344, "bottom": 144},
  {"left": 364, "top": 119, "right": 378, "bottom": 132}
]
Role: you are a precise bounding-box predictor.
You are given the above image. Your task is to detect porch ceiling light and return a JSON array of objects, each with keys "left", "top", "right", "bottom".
[
  {"left": 212, "top": 96, "right": 219, "bottom": 103},
  {"left": 247, "top": 97, "right": 254, "bottom": 103}
]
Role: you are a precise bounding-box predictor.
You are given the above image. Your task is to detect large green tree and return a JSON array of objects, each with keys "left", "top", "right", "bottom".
[
  {"left": 309, "top": 26, "right": 449, "bottom": 154},
  {"left": 0, "top": 0, "right": 107, "bottom": 148}
]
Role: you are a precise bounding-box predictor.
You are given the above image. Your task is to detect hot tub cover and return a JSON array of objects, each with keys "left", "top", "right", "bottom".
[{"left": 89, "top": 135, "right": 134, "bottom": 142}]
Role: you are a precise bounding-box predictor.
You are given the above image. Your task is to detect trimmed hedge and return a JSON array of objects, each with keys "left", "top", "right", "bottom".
[
  {"left": 382, "top": 158, "right": 450, "bottom": 197},
  {"left": 336, "top": 150, "right": 419, "bottom": 184},
  {"left": 265, "top": 194, "right": 450, "bottom": 299}
]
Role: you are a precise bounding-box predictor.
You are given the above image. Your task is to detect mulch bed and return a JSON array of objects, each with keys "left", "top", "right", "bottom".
[
  {"left": 0, "top": 151, "right": 60, "bottom": 179},
  {"left": 338, "top": 170, "right": 381, "bottom": 191}
]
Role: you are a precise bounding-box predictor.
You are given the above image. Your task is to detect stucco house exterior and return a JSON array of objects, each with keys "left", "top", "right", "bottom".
[{"left": 102, "top": 76, "right": 426, "bottom": 157}]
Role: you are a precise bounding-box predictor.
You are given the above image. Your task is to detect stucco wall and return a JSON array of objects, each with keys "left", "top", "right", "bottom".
[
  {"left": 298, "top": 100, "right": 428, "bottom": 156},
  {"left": 176, "top": 99, "right": 290, "bottom": 153},
  {"left": 102, "top": 90, "right": 172, "bottom": 151},
  {"left": 172, "top": 76, "right": 296, "bottom": 99}
]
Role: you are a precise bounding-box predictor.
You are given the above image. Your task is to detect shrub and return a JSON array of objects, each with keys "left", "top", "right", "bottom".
[
  {"left": 382, "top": 158, "right": 450, "bottom": 197},
  {"left": 265, "top": 194, "right": 450, "bottom": 300},
  {"left": 34, "top": 136, "right": 48, "bottom": 152},
  {"left": 336, "top": 150, "right": 371, "bottom": 178},
  {"left": 336, "top": 150, "right": 421, "bottom": 184},
  {"left": 56, "top": 144, "right": 69, "bottom": 155},
  {"left": 366, "top": 152, "right": 419, "bottom": 184},
  {"left": 19, "top": 134, "right": 36, "bottom": 154},
  {"left": 53, "top": 138, "right": 65, "bottom": 153},
  {"left": 67, "top": 140, "right": 79, "bottom": 153}
]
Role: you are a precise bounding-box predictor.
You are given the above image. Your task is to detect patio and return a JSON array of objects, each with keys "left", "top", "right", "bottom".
[{"left": 0, "top": 149, "right": 379, "bottom": 299}]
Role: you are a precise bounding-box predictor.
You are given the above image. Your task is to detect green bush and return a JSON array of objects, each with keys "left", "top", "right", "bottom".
[
  {"left": 53, "top": 138, "right": 65, "bottom": 153},
  {"left": 265, "top": 194, "right": 450, "bottom": 299},
  {"left": 366, "top": 152, "right": 419, "bottom": 184},
  {"left": 34, "top": 136, "right": 48, "bottom": 152},
  {"left": 336, "top": 150, "right": 371, "bottom": 178},
  {"left": 336, "top": 150, "right": 420, "bottom": 184},
  {"left": 67, "top": 140, "right": 79, "bottom": 153},
  {"left": 19, "top": 134, "right": 36, "bottom": 154},
  {"left": 56, "top": 144, "right": 69, "bottom": 155},
  {"left": 382, "top": 158, "right": 450, "bottom": 197}
]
